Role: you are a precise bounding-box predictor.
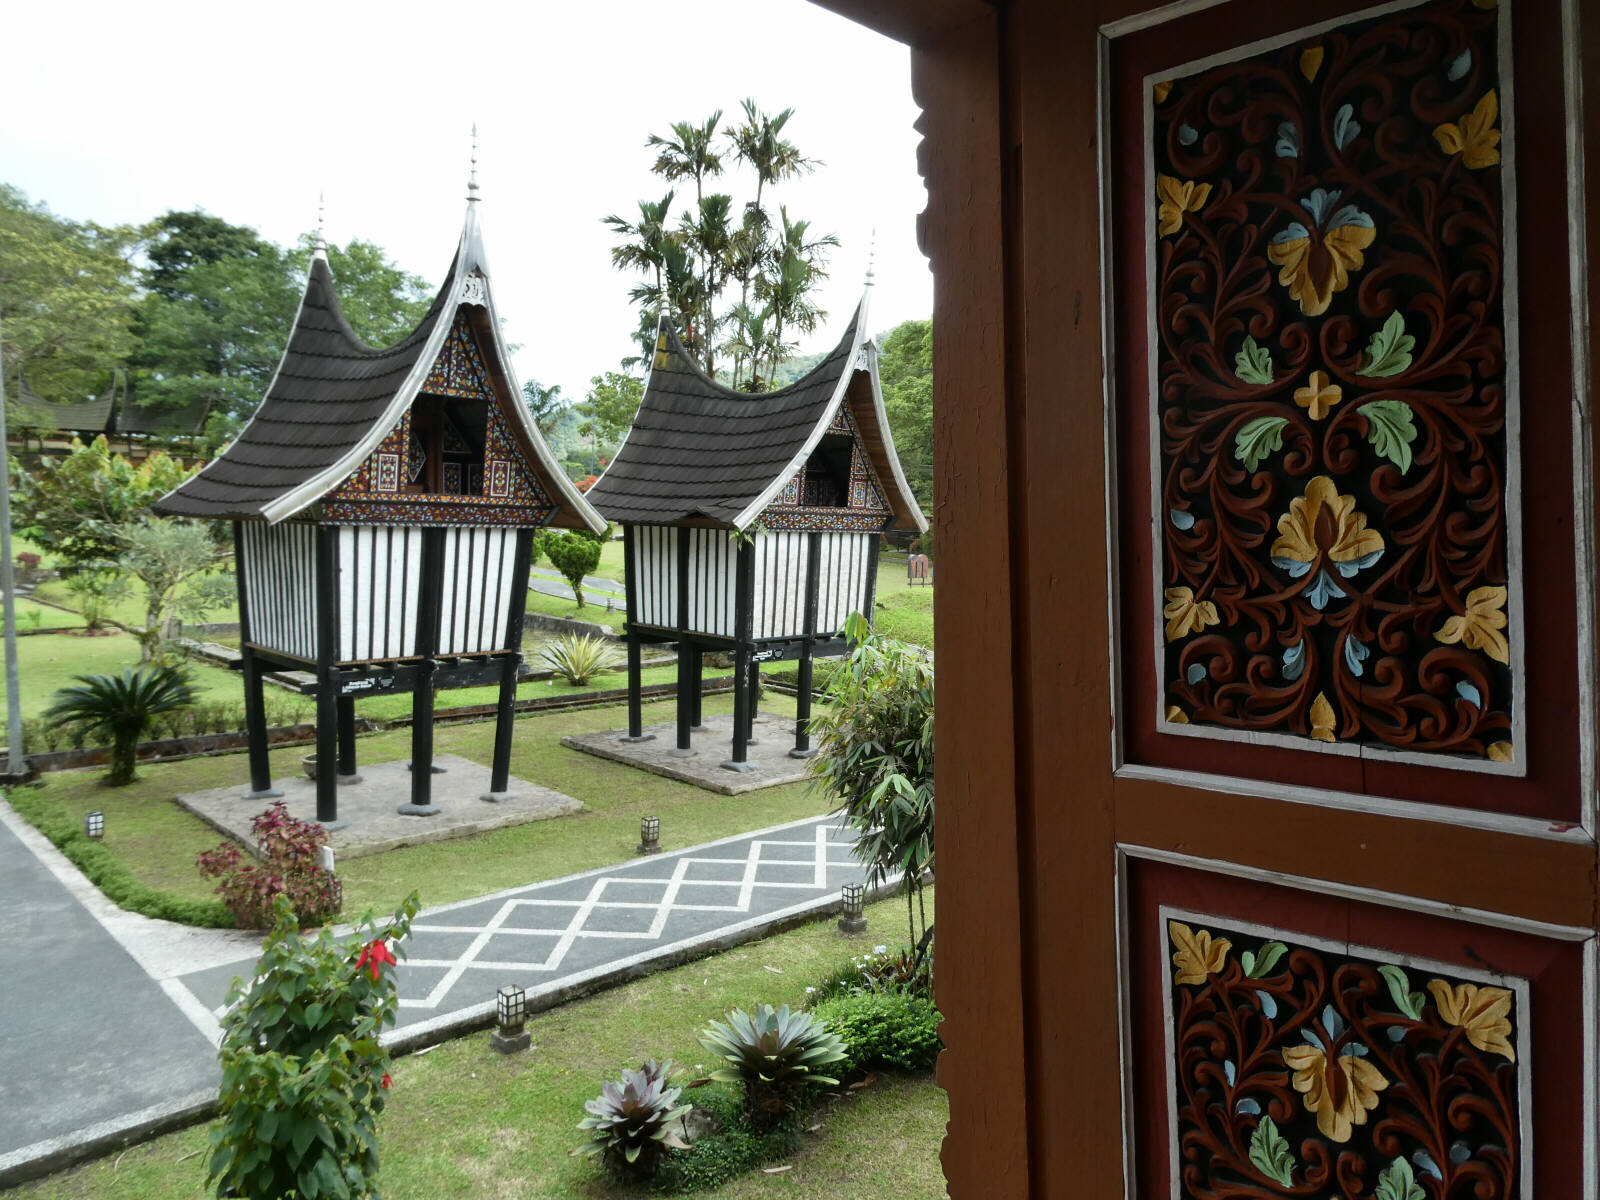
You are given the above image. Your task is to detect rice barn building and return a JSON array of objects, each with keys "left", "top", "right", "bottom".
[
  {"left": 154, "top": 191, "right": 602, "bottom": 823},
  {"left": 584, "top": 288, "right": 926, "bottom": 770}
]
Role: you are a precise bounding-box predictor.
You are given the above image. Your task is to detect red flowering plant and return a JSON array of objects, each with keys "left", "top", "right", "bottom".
[
  {"left": 197, "top": 801, "right": 341, "bottom": 929},
  {"left": 207, "top": 890, "right": 419, "bottom": 1200}
]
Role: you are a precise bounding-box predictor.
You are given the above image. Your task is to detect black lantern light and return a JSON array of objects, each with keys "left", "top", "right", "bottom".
[
  {"left": 638, "top": 815, "right": 662, "bottom": 855},
  {"left": 85, "top": 811, "right": 105, "bottom": 840},
  {"left": 838, "top": 882, "right": 867, "bottom": 934},
  {"left": 490, "top": 983, "right": 531, "bottom": 1054}
]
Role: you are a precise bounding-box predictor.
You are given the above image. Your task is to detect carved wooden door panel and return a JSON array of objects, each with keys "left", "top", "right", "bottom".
[{"left": 1096, "top": 0, "right": 1598, "bottom": 1194}]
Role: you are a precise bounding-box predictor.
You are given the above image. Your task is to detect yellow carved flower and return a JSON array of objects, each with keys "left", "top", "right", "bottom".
[
  {"left": 1267, "top": 189, "right": 1376, "bottom": 316},
  {"left": 1487, "top": 742, "right": 1514, "bottom": 763},
  {"left": 1156, "top": 174, "right": 1212, "bottom": 238},
  {"left": 1270, "top": 476, "right": 1384, "bottom": 570},
  {"left": 1309, "top": 692, "right": 1337, "bottom": 742},
  {"left": 1293, "top": 370, "right": 1344, "bottom": 420},
  {"left": 1299, "top": 46, "right": 1324, "bottom": 81},
  {"left": 1436, "top": 585, "right": 1509, "bottom": 664},
  {"left": 1153, "top": 80, "right": 1173, "bottom": 104},
  {"left": 1282, "top": 1044, "right": 1389, "bottom": 1142},
  {"left": 1163, "top": 586, "right": 1219, "bottom": 642},
  {"left": 1435, "top": 90, "right": 1501, "bottom": 170},
  {"left": 1169, "top": 920, "right": 1230, "bottom": 985},
  {"left": 1427, "top": 980, "right": 1516, "bottom": 1060},
  {"left": 1165, "top": 705, "right": 1190, "bottom": 725}
]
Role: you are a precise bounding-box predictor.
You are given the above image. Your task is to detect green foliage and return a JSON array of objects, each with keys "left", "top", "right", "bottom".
[
  {"left": 1233, "top": 334, "right": 1275, "bottom": 385},
  {"left": 64, "top": 569, "right": 131, "bottom": 633},
  {"left": 198, "top": 801, "right": 343, "bottom": 929},
  {"left": 698, "top": 1004, "right": 845, "bottom": 1129},
  {"left": 1248, "top": 1115, "right": 1296, "bottom": 1187},
  {"left": 573, "top": 1059, "right": 692, "bottom": 1180},
  {"left": 522, "top": 378, "right": 568, "bottom": 438},
  {"left": 577, "top": 370, "right": 645, "bottom": 447},
  {"left": 1358, "top": 400, "right": 1418, "bottom": 473},
  {"left": 805, "top": 943, "right": 935, "bottom": 1009},
  {"left": 12, "top": 436, "right": 196, "bottom": 565},
  {"left": 650, "top": 1085, "right": 799, "bottom": 1193},
  {"left": 4, "top": 786, "right": 233, "bottom": 926},
  {"left": 809, "top": 992, "right": 942, "bottom": 1073},
  {"left": 878, "top": 319, "right": 932, "bottom": 508},
  {"left": 1235, "top": 415, "right": 1288, "bottom": 472},
  {"left": 119, "top": 517, "right": 230, "bottom": 662},
  {"left": 539, "top": 632, "right": 619, "bottom": 686},
  {"left": 808, "top": 611, "right": 935, "bottom": 947},
  {"left": 208, "top": 891, "right": 419, "bottom": 1200},
  {"left": 1241, "top": 941, "right": 1287, "bottom": 978},
  {"left": 42, "top": 665, "right": 198, "bottom": 785},
  {"left": 1375, "top": 1157, "right": 1427, "bottom": 1200},
  {"left": 288, "top": 237, "right": 434, "bottom": 348},
  {"left": 1359, "top": 311, "right": 1416, "bottom": 377},
  {"left": 544, "top": 531, "right": 603, "bottom": 608},
  {"left": 1378, "top": 963, "right": 1427, "bottom": 1019}
]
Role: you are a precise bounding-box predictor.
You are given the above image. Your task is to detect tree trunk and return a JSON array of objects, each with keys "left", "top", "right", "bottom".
[{"left": 108, "top": 729, "right": 139, "bottom": 786}]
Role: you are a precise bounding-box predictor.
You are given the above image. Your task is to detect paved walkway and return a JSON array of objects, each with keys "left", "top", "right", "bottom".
[
  {"left": 0, "top": 803, "right": 865, "bottom": 1184},
  {"left": 527, "top": 567, "right": 626, "bottom": 605}
]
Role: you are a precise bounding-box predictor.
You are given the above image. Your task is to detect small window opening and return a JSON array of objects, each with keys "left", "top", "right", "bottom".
[
  {"left": 802, "top": 433, "right": 853, "bottom": 507},
  {"left": 403, "top": 396, "right": 488, "bottom": 495}
]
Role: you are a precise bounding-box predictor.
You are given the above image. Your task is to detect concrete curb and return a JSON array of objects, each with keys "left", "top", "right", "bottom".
[{"left": 0, "top": 1090, "right": 217, "bottom": 1189}]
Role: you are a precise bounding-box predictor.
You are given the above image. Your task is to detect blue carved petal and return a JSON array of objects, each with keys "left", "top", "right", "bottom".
[
  {"left": 1322, "top": 1004, "right": 1346, "bottom": 1041},
  {"left": 1281, "top": 642, "right": 1306, "bottom": 683},
  {"left": 1303, "top": 188, "right": 1341, "bottom": 225},
  {"left": 1186, "top": 662, "right": 1208, "bottom": 685},
  {"left": 1272, "top": 555, "right": 1314, "bottom": 579},
  {"left": 1271, "top": 221, "right": 1311, "bottom": 246},
  {"left": 1341, "top": 1041, "right": 1370, "bottom": 1058},
  {"left": 1255, "top": 990, "right": 1279, "bottom": 1018},
  {"left": 1413, "top": 1151, "right": 1443, "bottom": 1181},
  {"left": 1224, "top": 1059, "right": 1236, "bottom": 1086},
  {"left": 1449, "top": 1142, "right": 1472, "bottom": 1165},
  {"left": 1169, "top": 507, "right": 1195, "bottom": 531},
  {"left": 1274, "top": 121, "right": 1299, "bottom": 158},
  {"left": 1235, "top": 1098, "right": 1262, "bottom": 1116},
  {"left": 1178, "top": 123, "right": 1198, "bottom": 145},
  {"left": 1448, "top": 49, "right": 1472, "bottom": 81},
  {"left": 1456, "top": 680, "right": 1483, "bottom": 709},
  {"left": 1333, "top": 103, "right": 1361, "bottom": 150},
  {"left": 1387, "top": 1025, "right": 1407, "bottom": 1042},
  {"left": 1344, "top": 636, "right": 1370, "bottom": 678},
  {"left": 1335, "top": 548, "right": 1383, "bottom": 578},
  {"left": 1306, "top": 569, "right": 1346, "bottom": 610},
  {"left": 1329, "top": 203, "right": 1376, "bottom": 231},
  {"left": 1301, "top": 1028, "right": 1327, "bottom": 1052}
]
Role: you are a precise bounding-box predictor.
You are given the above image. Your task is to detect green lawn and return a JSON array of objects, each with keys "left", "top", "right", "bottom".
[
  {"left": 4, "top": 596, "right": 86, "bottom": 632},
  {"left": 11, "top": 892, "right": 946, "bottom": 1200},
  {"left": 870, "top": 551, "right": 934, "bottom": 648},
  {"left": 30, "top": 576, "right": 241, "bottom": 630},
  {"left": 21, "top": 690, "right": 831, "bottom": 919}
]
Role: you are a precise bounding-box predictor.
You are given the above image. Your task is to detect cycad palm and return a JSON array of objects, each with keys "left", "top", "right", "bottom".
[{"left": 44, "top": 666, "right": 197, "bottom": 785}]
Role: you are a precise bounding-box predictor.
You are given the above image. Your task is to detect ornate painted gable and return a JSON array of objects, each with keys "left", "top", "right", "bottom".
[{"left": 762, "top": 401, "right": 892, "bottom": 533}]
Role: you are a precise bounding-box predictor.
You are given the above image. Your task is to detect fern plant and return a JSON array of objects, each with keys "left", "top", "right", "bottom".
[
  {"left": 42, "top": 665, "right": 197, "bottom": 785},
  {"left": 539, "top": 632, "right": 618, "bottom": 686},
  {"left": 698, "top": 1004, "right": 846, "bottom": 1128}
]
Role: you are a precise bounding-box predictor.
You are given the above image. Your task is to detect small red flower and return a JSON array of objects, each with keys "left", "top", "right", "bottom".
[
  {"left": 355, "top": 938, "right": 397, "bottom": 981},
  {"left": 381, "top": 1073, "right": 392, "bottom": 1090}
]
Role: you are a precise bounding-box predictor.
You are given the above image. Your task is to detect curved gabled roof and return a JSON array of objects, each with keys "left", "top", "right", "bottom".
[
  {"left": 154, "top": 204, "right": 603, "bottom": 532},
  {"left": 589, "top": 296, "right": 927, "bottom": 531}
]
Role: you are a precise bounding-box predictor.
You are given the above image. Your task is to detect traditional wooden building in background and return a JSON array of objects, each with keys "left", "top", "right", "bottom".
[
  {"left": 155, "top": 186, "right": 602, "bottom": 823},
  {"left": 585, "top": 287, "right": 925, "bottom": 768}
]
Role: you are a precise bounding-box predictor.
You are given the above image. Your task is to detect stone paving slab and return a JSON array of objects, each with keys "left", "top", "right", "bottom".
[
  {"left": 561, "top": 712, "right": 815, "bottom": 795},
  {"left": 174, "top": 755, "right": 583, "bottom": 859},
  {"left": 173, "top": 815, "right": 867, "bottom": 1043}
]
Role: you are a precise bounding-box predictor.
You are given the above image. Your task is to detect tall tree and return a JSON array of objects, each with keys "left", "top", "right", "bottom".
[
  {"left": 576, "top": 372, "right": 644, "bottom": 449},
  {"left": 877, "top": 318, "right": 933, "bottom": 509},
  {"left": 522, "top": 379, "right": 568, "bottom": 438},
  {"left": 289, "top": 237, "right": 433, "bottom": 347}
]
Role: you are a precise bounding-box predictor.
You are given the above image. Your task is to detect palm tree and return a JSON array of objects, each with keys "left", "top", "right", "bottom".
[
  {"left": 759, "top": 207, "right": 839, "bottom": 383},
  {"left": 602, "top": 192, "right": 676, "bottom": 309},
  {"left": 680, "top": 194, "right": 733, "bottom": 374},
  {"left": 723, "top": 301, "right": 776, "bottom": 393},
  {"left": 44, "top": 665, "right": 197, "bottom": 786},
  {"left": 647, "top": 114, "right": 724, "bottom": 207}
]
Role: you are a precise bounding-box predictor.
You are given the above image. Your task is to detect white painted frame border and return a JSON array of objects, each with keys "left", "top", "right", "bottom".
[{"left": 1096, "top": 0, "right": 1597, "bottom": 843}]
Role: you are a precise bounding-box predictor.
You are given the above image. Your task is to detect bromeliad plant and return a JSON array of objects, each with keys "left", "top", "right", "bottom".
[
  {"left": 698, "top": 1004, "right": 846, "bottom": 1129},
  {"left": 572, "top": 1058, "right": 692, "bottom": 1180},
  {"left": 207, "top": 891, "right": 419, "bottom": 1200},
  {"left": 539, "top": 631, "right": 619, "bottom": 686}
]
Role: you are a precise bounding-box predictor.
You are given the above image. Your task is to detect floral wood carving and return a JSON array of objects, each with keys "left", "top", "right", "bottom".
[
  {"left": 1151, "top": 0, "right": 1517, "bottom": 763},
  {"left": 1165, "top": 912, "right": 1524, "bottom": 1198}
]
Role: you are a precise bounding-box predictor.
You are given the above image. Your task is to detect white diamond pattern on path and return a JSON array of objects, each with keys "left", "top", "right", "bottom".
[{"left": 400, "top": 821, "right": 854, "bottom": 1010}]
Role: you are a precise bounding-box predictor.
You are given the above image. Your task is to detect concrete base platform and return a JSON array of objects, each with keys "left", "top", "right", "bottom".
[
  {"left": 561, "top": 713, "right": 814, "bottom": 795},
  {"left": 176, "top": 755, "right": 582, "bottom": 859}
]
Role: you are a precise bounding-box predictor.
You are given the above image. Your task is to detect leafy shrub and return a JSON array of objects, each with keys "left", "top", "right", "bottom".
[
  {"left": 809, "top": 992, "right": 942, "bottom": 1073},
  {"left": 7, "top": 787, "right": 233, "bottom": 926},
  {"left": 652, "top": 1085, "right": 799, "bottom": 1193},
  {"left": 698, "top": 1004, "right": 845, "bottom": 1129},
  {"left": 539, "top": 632, "right": 618, "bottom": 686},
  {"left": 573, "top": 1058, "right": 691, "bottom": 1180},
  {"left": 198, "top": 801, "right": 342, "bottom": 929},
  {"left": 208, "top": 891, "right": 418, "bottom": 1200},
  {"left": 42, "top": 665, "right": 198, "bottom": 784},
  {"left": 544, "top": 531, "right": 603, "bottom": 607},
  {"left": 805, "top": 943, "right": 934, "bottom": 1008}
]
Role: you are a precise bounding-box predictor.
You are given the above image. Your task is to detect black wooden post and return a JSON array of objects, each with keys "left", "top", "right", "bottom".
[
  {"left": 234, "top": 522, "right": 281, "bottom": 798},
  {"left": 336, "top": 694, "right": 359, "bottom": 782},
  {"left": 791, "top": 531, "right": 822, "bottom": 758},
  {"left": 400, "top": 528, "right": 445, "bottom": 815},
  {"left": 722, "top": 538, "right": 756, "bottom": 772},
  {"left": 313, "top": 525, "right": 341, "bottom": 825},
  {"left": 744, "top": 658, "right": 761, "bottom": 745},
  {"left": 671, "top": 527, "right": 693, "bottom": 756},
  {"left": 689, "top": 645, "right": 705, "bottom": 731},
  {"left": 620, "top": 524, "right": 653, "bottom": 743},
  {"left": 483, "top": 528, "right": 533, "bottom": 801}
]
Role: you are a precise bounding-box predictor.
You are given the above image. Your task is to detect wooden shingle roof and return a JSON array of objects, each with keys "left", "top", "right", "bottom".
[{"left": 11, "top": 378, "right": 116, "bottom": 435}]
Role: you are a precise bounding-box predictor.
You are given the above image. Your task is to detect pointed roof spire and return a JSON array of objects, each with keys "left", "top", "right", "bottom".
[
  {"left": 313, "top": 192, "right": 328, "bottom": 261},
  {"left": 865, "top": 227, "right": 877, "bottom": 288},
  {"left": 467, "top": 122, "right": 480, "bottom": 202}
]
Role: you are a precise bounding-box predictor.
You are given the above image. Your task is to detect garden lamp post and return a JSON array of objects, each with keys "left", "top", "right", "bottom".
[
  {"left": 838, "top": 882, "right": 867, "bottom": 934},
  {"left": 490, "top": 983, "right": 530, "bottom": 1053},
  {"left": 638, "top": 815, "right": 661, "bottom": 855},
  {"left": 85, "top": 811, "right": 105, "bottom": 840}
]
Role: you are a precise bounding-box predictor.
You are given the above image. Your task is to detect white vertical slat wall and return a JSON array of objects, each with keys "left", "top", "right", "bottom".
[
  {"left": 434, "top": 527, "right": 521, "bottom": 656},
  {"left": 335, "top": 526, "right": 422, "bottom": 662},
  {"left": 241, "top": 522, "right": 318, "bottom": 661},
  {"left": 630, "top": 525, "right": 680, "bottom": 630},
  {"left": 756, "top": 531, "right": 874, "bottom": 639},
  {"left": 686, "top": 528, "right": 737, "bottom": 637}
]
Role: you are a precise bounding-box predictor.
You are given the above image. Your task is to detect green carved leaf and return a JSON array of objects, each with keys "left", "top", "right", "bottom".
[
  {"left": 1244, "top": 941, "right": 1288, "bottom": 979},
  {"left": 1374, "top": 1157, "right": 1427, "bottom": 1200},
  {"left": 1235, "top": 416, "right": 1289, "bottom": 472},
  {"left": 1377, "top": 964, "right": 1427, "bottom": 1020},
  {"left": 1359, "top": 400, "right": 1418, "bottom": 473},
  {"left": 1360, "top": 311, "right": 1416, "bottom": 377},
  {"left": 1234, "top": 335, "right": 1275, "bottom": 385},
  {"left": 1248, "top": 1116, "right": 1296, "bottom": 1188}
]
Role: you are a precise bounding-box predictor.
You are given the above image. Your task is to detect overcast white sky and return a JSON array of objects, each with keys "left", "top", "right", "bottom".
[{"left": 0, "top": 0, "right": 929, "bottom": 401}]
